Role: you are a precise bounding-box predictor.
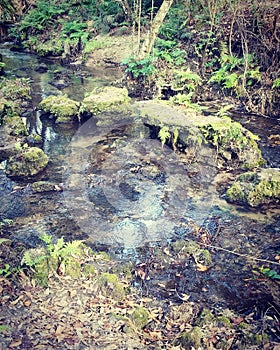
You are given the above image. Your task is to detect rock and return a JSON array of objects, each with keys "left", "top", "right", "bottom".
[
  {"left": 31, "top": 181, "right": 62, "bottom": 193},
  {"left": 5, "top": 146, "right": 49, "bottom": 178},
  {"left": 26, "top": 133, "right": 43, "bottom": 146},
  {"left": 226, "top": 168, "right": 280, "bottom": 207},
  {"left": 134, "top": 100, "right": 264, "bottom": 170},
  {"left": 2, "top": 115, "right": 28, "bottom": 136},
  {"left": 81, "top": 86, "right": 130, "bottom": 115},
  {"left": 39, "top": 95, "right": 79, "bottom": 123},
  {"left": 95, "top": 272, "right": 126, "bottom": 300},
  {"left": 34, "top": 63, "right": 48, "bottom": 73}
]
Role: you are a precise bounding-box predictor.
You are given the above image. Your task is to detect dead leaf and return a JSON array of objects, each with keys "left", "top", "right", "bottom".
[
  {"left": 196, "top": 263, "right": 209, "bottom": 272},
  {"left": 23, "top": 299, "right": 31, "bottom": 307},
  {"left": 10, "top": 338, "right": 22, "bottom": 347},
  {"left": 231, "top": 316, "right": 244, "bottom": 325},
  {"left": 10, "top": 295, "right": 24, "bottom": 305}
]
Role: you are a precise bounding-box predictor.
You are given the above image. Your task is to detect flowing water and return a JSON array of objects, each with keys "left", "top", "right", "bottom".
[{"left": 0, "top": 45, "right": 279, "bottom": 313}]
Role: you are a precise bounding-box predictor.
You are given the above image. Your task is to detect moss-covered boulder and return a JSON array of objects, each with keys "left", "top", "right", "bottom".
[
  {"left": 2, "top": 115, "right": 28, "bottom": 136},
  {"left": 5, "top": 146, "right": 49, "bottom": 178},
  {"left": 134, "top": 101, "right": 264, "bottom": 170},
  {"left": 195, "top": 115, "right": 264, "bottom": 169},
  {"left": 39, "top": 95, "right": 79, "bottom": 123},
  {"left": 81, "top": 86, "right": 130, "bottom": 115},
  {"left": 226, "top": 168, "right": 280, "bottom": 207}
]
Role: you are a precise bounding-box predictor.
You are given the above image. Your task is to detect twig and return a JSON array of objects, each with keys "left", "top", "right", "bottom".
[{"left": 199, "top": 241, "right": 280, "bottom": 266}]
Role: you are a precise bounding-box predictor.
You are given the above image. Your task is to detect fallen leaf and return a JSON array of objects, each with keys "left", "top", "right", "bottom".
[
  {"left": 23, "top": 299, "right": 31, "bottom": 307},
  {"left": 196, "top": 263, "right": 209, "bottom": 272},
  {"left": 10, "top": 338, "right": 22, "bottom": 347}
]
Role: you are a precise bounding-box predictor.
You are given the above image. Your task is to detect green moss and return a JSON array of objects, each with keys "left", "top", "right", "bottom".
[
  {"left": 65, "top": 257, "right": 82, "bottom": 278},
  {"left": 196, "top": 115, "right": 264, "bottom": 169},
  {"left": 82, "top": 264, "right": 96, "bottom": 276},
  {"left": 36, "top": 39, "right": 64, "bottom": 57},
  {"left": 180, "top": 326, "right": 203, "bottom": 348},
  {"left": 195, "top": 308, "right": 215, "bottom": 326},
  {"left": 226, "top": 168, "right": 280, "bottom": 207},
  {"left": 172, "top": 240, "right": 212, "bottom": 265},
  {"left": 215, "top": 315, "right": 231, "bottom": 327},
  {"left": 2, "top": 115, "right": 28, "bottom": 136},
  {"left": 130, "top": 306, "right": 150, "bottom": 329},
  {"left": 5, "top": 146, "right": 49, "bottom": 178},
  {"left": 96, "top": 272, "right": 126, "bottom": 300},
  {"left": 39, "top": 95, "right": 79, "bottom": 122},
  {"left": 0, "top": 78, "right": 32, "bottom": 101},
  {"left": 81, "top": 86, "right": 130, "bottom": 115}
]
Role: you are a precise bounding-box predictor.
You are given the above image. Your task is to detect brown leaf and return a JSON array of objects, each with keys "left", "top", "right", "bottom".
[
  {"left": 231, "top": 316, "right": 244, "bottom": 325},
  {"left": 10, "top": 338, "right": 22, "bottom": 347},
  {"left": 23, "top": 299, "right": 31, "bottom": 307},
  {"left": 196, "top": 263, "right": 209, "bottom": 272}
]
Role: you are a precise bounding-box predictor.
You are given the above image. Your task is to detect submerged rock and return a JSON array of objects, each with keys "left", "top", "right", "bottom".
[
  {"left": 5, "top": 146, "right": 49, "bottom": 178},
  {"left": 39, "top": 95, "right": 79, "bottom": 123},
  {"left": 226, "top": 168, "right": 280, "bottom": 207},
  {"left": 81, "top": 86, "right": 130, "bottom": 115},
  {"left": 31, "top": 181, "right": 62, "bottom": 193}
]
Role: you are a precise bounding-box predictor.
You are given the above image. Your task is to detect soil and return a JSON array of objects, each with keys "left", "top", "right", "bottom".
[{"left": 84, "top": 33, "right": 137, "bottom": 67}]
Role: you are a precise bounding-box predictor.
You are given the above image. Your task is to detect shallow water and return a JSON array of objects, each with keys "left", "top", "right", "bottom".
[{"left": 0, "top": 47, "right": 279, "bottom": 312}]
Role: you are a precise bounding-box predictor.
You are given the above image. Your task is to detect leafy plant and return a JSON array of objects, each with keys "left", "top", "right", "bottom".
[
  {"left": 121, "top": 56, "right": 157, "bottom": 79},
  {"left": 209, "top": 43, "right": 261, "bottom": 92},
  {"left": 260, "top": 267, "right": 280, "bottom": 280},
  {"left": 272, "top": 78, "right": 280, "bottom": 89},
  {"left": 21, "top": 233, "right": 88, "bottom": 284},
  {"left": 158, "top": 126, "right": 171, "bottom": 147}
]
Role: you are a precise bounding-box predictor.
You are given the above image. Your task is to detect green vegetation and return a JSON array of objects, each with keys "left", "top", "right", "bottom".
[
  {"left": 21, "top": 233, "right": 89, "bottom": 285},
  {"left": 2, "top": 0, "right": 278, "bottom": 115},
  {"left": 121, "top": 56, "right": 157, "bottom": 79}
]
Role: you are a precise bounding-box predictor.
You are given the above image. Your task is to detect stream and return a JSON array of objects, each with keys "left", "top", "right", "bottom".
[{"left": 0, "top": 45, "right": 280, "bottom": 315}]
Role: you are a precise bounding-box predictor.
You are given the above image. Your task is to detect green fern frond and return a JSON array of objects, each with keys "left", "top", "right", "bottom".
[{"left": 158, "top": 126, "right": 171, "bottom": 147}]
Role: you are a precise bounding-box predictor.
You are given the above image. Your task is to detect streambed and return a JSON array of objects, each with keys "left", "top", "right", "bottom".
[{"left": 0, "top": 46, "right": 279, "bottom": 319}]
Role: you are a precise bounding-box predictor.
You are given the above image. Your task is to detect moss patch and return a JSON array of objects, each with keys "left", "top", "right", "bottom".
[
  {"left": 5, "top": 146, "right": 49, "bottom": 178},
  {"left": 81, "top": 86, "right": 130, "bottom": 115},
  {"left": 95, "top": 272, "right": 126, "bottom": 301},
  {"left": 39, "top": 95, "right": 79, "bottom": 123},
  {"left": 130, "top": 306, "right": 150, "bottom": 329},
  {"left": 226, "top": 168, "right": 280, "bottom": 207},
  {"left": 2, "top": 115, "right": 28, "bottom": 136}
]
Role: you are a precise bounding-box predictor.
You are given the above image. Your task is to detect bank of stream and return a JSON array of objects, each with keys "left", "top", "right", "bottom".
[{"left": 0, "top": 46, "right": 280, "bottom": 348}]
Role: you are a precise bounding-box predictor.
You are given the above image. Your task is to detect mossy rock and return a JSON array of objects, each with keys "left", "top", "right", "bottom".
[
  {"left": 31, "top": 181, "right": 60, "bottom": 193},
  {"left": 180, "top": 326, "right": 203, "bottom": 349},
  {"left": 194, "top": 115, "right": 264, "bottom": 169},
  {"left": 95, "top": 272, "right": 126, "bottom": 300},
  {"left": 226, "top": 168, "right": 280, "bottom": 207},
  {"left": 130, "top": 306, "right": 150, "bottom": 329},
  {"left": 5, "top": 146, "right": 49, "bottom": 178},
  {"left": 39, "top": 95, "right": 79, "bottom": 123},
  {"left": 35, "top": 39, "right": 64, "bottom": 57},
  {"left": 81, "top": 86, "right": 130, "bottom": 115},
  {"left": 0, "top": 78, "right": 32, "bottom": 101},
  {"left": 2, "top": 115, "right": 28, "bottom": 136}
]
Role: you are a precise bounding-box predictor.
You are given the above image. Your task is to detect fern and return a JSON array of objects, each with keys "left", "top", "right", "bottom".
[
  {"left": 21, "top": 249, "right": 47, "bottom": 267},
  {"left": 158, "top": 126, "right": 171, "bottom": 147}
]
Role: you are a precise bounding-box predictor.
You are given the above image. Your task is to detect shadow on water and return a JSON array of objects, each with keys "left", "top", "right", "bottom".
[{"left": 0, "top": 46, "right": 279, "bottom": 319}]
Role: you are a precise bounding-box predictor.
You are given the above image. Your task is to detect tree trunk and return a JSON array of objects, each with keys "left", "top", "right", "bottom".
[{"left": 138, "top": 0, "right": 174, "bottom": 59}]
